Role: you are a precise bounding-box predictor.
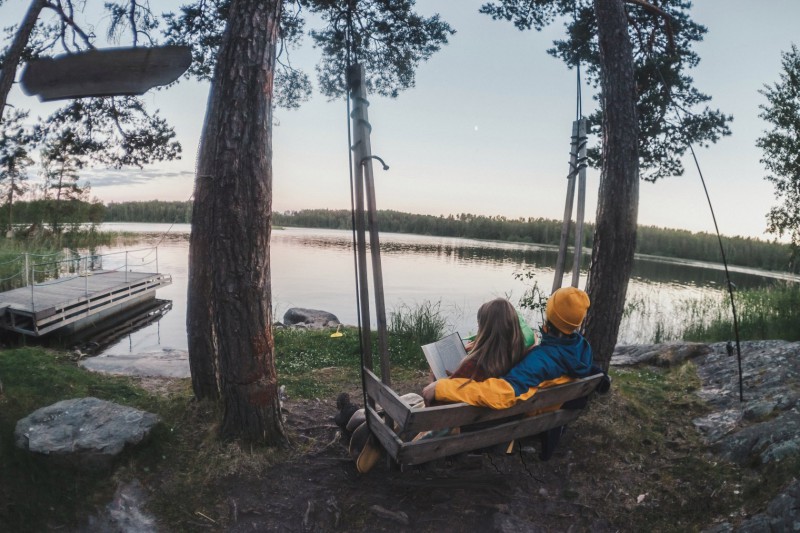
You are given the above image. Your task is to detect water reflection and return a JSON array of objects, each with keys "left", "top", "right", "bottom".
[{"left": 91, "top": 224, "right": 798, "bottom": 354}]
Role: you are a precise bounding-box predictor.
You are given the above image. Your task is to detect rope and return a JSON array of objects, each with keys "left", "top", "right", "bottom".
[{"left": 0, "top": 255, "right": 23, "bottom": 267}]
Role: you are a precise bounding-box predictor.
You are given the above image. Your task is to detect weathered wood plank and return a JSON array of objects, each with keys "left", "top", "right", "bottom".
[
  {"left": 363, "top": 368, "right": 411, "bottom": 429},
  {"left": 20, "top": 46, "right": 191, "bottom": 101},
  {"left": 366, "top": 406, "right": 402, "bottom": 460},
  {"left": 398, "top": 408, "right": 583, "bottom": 465},
  {"left": 402, "top": 375, "right": 602, "bottom": 434}
]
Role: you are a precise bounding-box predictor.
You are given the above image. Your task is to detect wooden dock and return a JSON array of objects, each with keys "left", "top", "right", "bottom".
[{"left": 0, "top": 270, "right": 172, "bottom": 336}]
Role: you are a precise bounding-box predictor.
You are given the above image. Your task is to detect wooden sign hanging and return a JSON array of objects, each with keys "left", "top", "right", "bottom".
[{"left": 20, "top": 45, "right": 192, "bottom": 101}]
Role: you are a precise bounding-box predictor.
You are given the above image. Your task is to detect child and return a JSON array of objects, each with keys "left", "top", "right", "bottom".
[
  {"left": 448, "top": 298, "right": 529, "bottom": 383},
  {"left": 423, "top": 287, "right": 594, "bottom": 409}
]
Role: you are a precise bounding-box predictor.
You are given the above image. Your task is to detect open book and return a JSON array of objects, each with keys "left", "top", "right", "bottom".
[{"left": 421, "top": 332, "right": 468, "bottom": 380}]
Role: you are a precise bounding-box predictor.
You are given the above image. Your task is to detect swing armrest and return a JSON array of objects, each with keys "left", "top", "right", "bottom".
[{"left": 363, "top": 368, "right": 414, "bottom": 429}]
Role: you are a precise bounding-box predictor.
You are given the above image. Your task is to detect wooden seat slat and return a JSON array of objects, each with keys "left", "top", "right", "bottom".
[{"left": 398, "top": 408, "right": 583, "bottom": 465}]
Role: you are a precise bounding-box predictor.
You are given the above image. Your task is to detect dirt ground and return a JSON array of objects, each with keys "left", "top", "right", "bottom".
[{"left": 141, "top": 370, "right": 735, "bottom": 533}]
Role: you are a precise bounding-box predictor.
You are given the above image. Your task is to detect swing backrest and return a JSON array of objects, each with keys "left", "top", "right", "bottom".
[{"left": 363, "top": 368, "right": 603, "bottom": 465}]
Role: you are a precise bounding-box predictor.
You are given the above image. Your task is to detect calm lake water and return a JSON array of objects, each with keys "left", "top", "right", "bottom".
[{"left": 94, "top": 223, "right": 799, "bottom": 357}]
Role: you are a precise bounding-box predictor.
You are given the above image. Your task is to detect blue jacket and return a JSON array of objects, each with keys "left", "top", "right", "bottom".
[{"left": 504, "top": 331, "right": 594, "bottom": 396}]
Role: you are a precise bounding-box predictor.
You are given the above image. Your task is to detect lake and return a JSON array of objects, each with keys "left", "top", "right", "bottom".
[{"left": 93, "top": 223, "right": 798, "bottom": 357}]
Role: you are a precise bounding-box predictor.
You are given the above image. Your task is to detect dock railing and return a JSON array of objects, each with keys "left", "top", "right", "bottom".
[
  {"left": 23, "top": 246, "right": 158, "bottom": 311},
  {"left": 0, "top": 247, "right": 161, "bottom": 304}
]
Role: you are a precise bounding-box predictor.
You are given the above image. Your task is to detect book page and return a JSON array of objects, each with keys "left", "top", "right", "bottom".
[{"left": 421, "top": 332, "right": 467, "bottom": 380}]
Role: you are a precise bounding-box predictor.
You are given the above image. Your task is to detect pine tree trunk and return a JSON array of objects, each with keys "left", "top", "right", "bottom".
[
  {"left": 186, "top": 0, "right": 286, "bottom": 443},
  {"left": 0, "top": 0, "right": 46, "bottom": 122},
  {"left": 584, "top": 0, "right": 640, "bottom": 372}
]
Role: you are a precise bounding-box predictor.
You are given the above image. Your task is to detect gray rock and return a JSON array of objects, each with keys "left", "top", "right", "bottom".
[
  {"left": 723, "top": 479, "right": 800, "bottom": 533},
  {"left": 283, "top": 308, "right": 341, "bottom": 329},
  {"left": 691, "top": 341, "right": 800, "bottom": 467},
  {"left": 14, "top": 397, "right": 160, "bottom": 470},
  {"left": 79, "top": 349, "right": 190, "bottom": 378},
  {"left": 612, "top": 342, "right": 711, "bottom": 367},
  {"left": 77, "top": 479, "right": 158, "bottom": 532}
]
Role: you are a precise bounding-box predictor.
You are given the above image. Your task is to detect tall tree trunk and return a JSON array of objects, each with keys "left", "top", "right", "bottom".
[
  {"left": 187, "top": 0, "right": 286, "bottom": 443},
  {"left": 187, "top": 164, "right": 219, "bottom": 399},
  {"left": 584, "top": 0, "right": 640, "bottom": 372},
  {"left": 0, "top": 0, "right": 46, "bottom": 122}
]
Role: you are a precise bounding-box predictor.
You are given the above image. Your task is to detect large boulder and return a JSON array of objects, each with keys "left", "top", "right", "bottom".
[
  {"left": 15, "top": 397, "right": 160, "bottom": 470},
  {"left": 282, "top": 308, "right": 341, "bottom": 329}
]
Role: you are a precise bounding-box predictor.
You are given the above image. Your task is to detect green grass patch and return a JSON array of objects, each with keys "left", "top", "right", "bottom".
[
  {"left": 274, "top": 325, "right": 430, "bottom": 399},
  {"left": 680, "top": 283, "right": 800, "bottom": 342}
]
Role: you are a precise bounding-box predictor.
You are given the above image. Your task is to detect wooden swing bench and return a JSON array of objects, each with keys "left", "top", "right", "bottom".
[
  {"left": 363, "top": 368, "right": 604, "bottom": 466},
  {"left": 344, "top": 63, "right": 602, "bottom": 467}
]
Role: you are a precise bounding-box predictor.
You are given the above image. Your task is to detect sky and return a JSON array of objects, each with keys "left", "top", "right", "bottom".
[{"left": 3, "top": 0, "right": 799, "bottom": 241}]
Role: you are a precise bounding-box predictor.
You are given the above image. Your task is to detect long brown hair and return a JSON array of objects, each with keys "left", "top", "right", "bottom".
[{"left": 463, "top": 298, "right": 526, "bottom": 381}]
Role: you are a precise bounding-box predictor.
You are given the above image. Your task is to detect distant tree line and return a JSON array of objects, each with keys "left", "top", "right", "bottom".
[
  {"left": 98, "top": 202, "right": 799, "bottom": 273},
  {"left": 104, "top": 200, "right": 192, "bottom": 224},
  {"left": 5, "top": 199, "right": 104, "bottom": 232}
]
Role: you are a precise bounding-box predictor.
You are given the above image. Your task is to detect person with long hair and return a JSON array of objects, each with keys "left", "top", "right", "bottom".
[{"left": 448, "top": 298, "right": 529, "bottom": 383}]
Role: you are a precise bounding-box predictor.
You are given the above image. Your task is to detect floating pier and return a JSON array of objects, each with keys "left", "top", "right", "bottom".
[{"left": 0, "top": 248, "right": 171, "bottom": 337}]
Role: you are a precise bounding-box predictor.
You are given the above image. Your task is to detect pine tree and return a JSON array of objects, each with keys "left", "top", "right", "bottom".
[{"left": 757, "top": 44, "right": 800, "bottom": 266}]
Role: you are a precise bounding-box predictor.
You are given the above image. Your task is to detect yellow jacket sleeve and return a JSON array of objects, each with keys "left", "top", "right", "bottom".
[{"left": 434, "top": 376, "right": 574, "bottom": 409}]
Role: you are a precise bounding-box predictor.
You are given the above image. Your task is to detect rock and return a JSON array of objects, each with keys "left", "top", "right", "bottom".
[
  {"left": 612, "top": 342, "right": 711, "bottom": 367},
  {"left": 283, "top": 308, "right": 341, "bottom": 330},
  {"left": 707, "top": 479, "right": 800, "bottom": 533},
  {"left": 76, "top": 478, "right": 157, "bottom": 532},
  {"left": 14, "top": 397, "right": 160, "bottom": 470},
  {"left": 79, "top": 349, "right": 190, "bottom": 378},
  {"left": 707, "top": 412, "right": 800, "bottom": 465},
  {"left": 692, "top": 341, "right": 800, "bottom": 468}
]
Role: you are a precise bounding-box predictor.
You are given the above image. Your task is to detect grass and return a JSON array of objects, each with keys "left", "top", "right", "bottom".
[{"left": 680, "top": 282, "right": 800, "bottom": 342}]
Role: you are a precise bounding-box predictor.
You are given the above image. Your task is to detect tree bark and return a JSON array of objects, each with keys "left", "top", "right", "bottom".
[
  {"left": 0, "top": 0, "right": 47, "bottom": 123},
  {"left": 186, "top": 0, "right": 286, "bottom": 443},
  {"left": 584, "top": 0, "right": 640, "bottom": 372}
]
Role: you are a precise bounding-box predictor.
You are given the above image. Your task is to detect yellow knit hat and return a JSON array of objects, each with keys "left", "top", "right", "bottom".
[{"left": 546, "top": 287, "right": 590, "bottom": 334}]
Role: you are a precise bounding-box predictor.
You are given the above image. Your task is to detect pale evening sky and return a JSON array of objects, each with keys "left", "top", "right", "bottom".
[{"left": 2, "top": 0, "right": 798, "bottom": 241}]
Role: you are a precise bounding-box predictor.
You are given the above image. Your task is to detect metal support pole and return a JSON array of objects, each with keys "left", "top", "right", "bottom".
[
  {"left": 348, "top": 63, "right": 391, "bottom": 386},
  {"left": 571, "top": 119, "right": 588, "bottom": 288},
  {"left": 552, "top": 120, "right": 580, "bottom": 293},
  {"left": 155, "top": 246, "right": 159, "bottom": 274},
  {"left": 125, "top": 251, "right": 129, "bottom": 282},
  {"left": 24, "top": 253, "right": 29, "bottom": 286},
  {"left": 348, "top": 65, "right": 374, "bottom": 372}
]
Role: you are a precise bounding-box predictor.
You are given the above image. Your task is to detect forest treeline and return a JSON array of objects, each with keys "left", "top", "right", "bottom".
[{"left": 47, "top": 201, "right": 800, "bottom": 274}]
